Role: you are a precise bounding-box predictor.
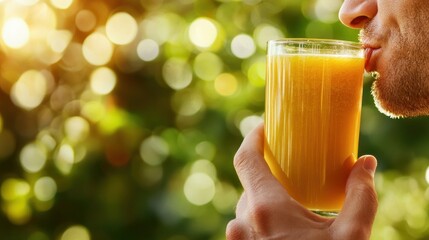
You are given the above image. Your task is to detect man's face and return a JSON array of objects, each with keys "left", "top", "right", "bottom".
[{"left": 339, "top": 0, "right": 429, "bottom": 118}]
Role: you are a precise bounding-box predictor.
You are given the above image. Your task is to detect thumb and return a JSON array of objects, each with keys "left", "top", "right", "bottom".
[{"left": 336, "top": 155, "right": 378, "bottom": 232}]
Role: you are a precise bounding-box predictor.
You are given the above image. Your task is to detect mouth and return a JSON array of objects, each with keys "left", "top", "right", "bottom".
[{"left": 363, "top": 45, "right": 381, "bottom": 72}]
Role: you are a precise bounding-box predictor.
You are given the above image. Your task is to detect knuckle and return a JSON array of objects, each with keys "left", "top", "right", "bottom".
[
  {"left": 226, "top": 220, "right": 248, "bottom": 240},
  {"left": 233, "top": 149, "right": 254, "bottom": 171},
  {"left": 249, "top": 202, "right": 271, "bottom": 234}
]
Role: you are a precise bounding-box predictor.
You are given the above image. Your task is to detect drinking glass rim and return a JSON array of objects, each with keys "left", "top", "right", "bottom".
[{"left": 268, "top": 38, "right": 362, "bottom": 49}]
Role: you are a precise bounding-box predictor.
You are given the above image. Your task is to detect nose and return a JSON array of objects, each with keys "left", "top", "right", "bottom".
[{"left": 339, "top": 0, "right": 378, "bottom": 29}]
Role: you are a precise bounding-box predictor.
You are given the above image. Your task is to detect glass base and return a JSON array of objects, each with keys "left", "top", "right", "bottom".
[{"left": 312, "top": 210, "right": 339, "bottom": 217}]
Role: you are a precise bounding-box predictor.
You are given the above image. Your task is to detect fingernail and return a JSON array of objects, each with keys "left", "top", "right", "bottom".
[{"left": 363, "top": 156, "right": 377, "bottom": 176}]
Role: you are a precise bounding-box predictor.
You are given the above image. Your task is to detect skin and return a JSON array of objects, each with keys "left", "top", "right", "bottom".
[
  {"left": 227, "top": 0, "right": 429, "bottom": 239},
  {"left": 340, "top": 0, "right": 429, "bottom": 118},
  {"left": 226, "top": 124, "right": 377, "bottom": 240}
]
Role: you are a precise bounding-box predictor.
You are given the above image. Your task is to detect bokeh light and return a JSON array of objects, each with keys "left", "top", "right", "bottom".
[
  {"left": 64, "top": 116, "right": 90, "bottom": 143},
  {"left": 195, "top": 141, "right": 216, "bottom": 160},
  {"left": 34, "top": 177, "right": 57, "bottom": 202},
  {"left": 1, "top": 178, "right": 30, "bottom": 201},
  {"left": 54, "top": 144, "right": 75, "bottom": 175},
  {"left": 191, "top": 159, "right": 216, "bottom": 175},
  {"left": 61, "top": 225, "right": 91, "bottom": 240},
  {"left": 82, "top": 32, "right": 113, "bottom": 66},
  {"left": 231, "top": 34, "right": 256, "bottom": 59},
  {"left": 75, "top": 9, "right": 97, "bottom": 32},
  {"left": 214, "top": 73, "right": 238, "bottom": 96},
  {"left": 90, "top": 67, "right": 117, "bottom": 95},
  {"left": 106, "top": 12, "right": 138, "bottom": 45},
  {"left": 193, "top": 52, "right": 223, "bottom": 81},
  {"left": 171, "top": 90, "right": 204, "bottom": 116},
  {"left": 50, "top": 0, "right": 73, "bottom": 9},
  {"left": 2, "top": 18, "right": 29, "bottom": 49},
  {"left": 140, "top": 135, "right": 169, "bottom": 166},
  {"left": 162, "top": 58, "right": 193, "bottom": 90},
  {"left": 213, "top": 182, "right": 239, "bottom": 214},
  {"left": 60, "top": 42, "right": 85, "bottom": 71},
  {"left": 140, "top": 14, "right": 176, "bottom": 45},
  {"left": 313, "top": 0, "right": 343, "bottom": 23},
  {"left": 253, "top": 24, "right": 285, "bottom": 49},
  {"left": 15, "top": 0, "right": 39, "bottom": 6},
  {"left": 81, "top": 101, "right": 107, "bottom": 123},
  {"left": 19, "top": 143, "right": 47, "bottom": 173},
  {"left": 1, "top": 178, "right": 31, "bottom": 224},
  {"left": 239, "top": 115, "right": 263, "bottom": 137},
  {"left": 137, "top": 39, "right": 159, "bottom": 62},
  {"left": 247, "top": 60, "right": 266, "bottom": 87},
  {"left": 38, "top": 131, "right": 57, "bottom": 152},
  {"left": 11, "top": 70, "right": 48, "bottom": 110},
  {"left": 184, "top": 172, "right": 216, "bottom": 206},
  {"left": 188, "top": 17, "right": 218, "bottom": 49},
  {"left": 47, "top": 30, "right": 72, "bottom": 53}
]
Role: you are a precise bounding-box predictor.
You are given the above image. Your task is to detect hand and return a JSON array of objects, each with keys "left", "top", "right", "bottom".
[{"left": 226, "top": 124, "right": 378, "bottom": 240}]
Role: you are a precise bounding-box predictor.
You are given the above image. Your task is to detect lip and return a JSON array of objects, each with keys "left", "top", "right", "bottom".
[{"left": 363, "top": 46, "right": 381, "bottom": 72}]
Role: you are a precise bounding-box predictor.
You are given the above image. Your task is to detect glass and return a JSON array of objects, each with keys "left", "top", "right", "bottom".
[{"left": 264, "top": 38, "right": 365, "bottom": 216}]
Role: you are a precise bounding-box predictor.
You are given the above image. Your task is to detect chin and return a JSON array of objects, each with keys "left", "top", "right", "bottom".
[
  {"left": 371, "top": 80, "right": 429, "bottom": 119},
  {"left": 372, "top": 97, "right": 405, "bottom": 119}
]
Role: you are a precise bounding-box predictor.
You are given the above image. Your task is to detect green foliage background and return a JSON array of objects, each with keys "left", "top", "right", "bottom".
[{"left": 1, "top": 0, "right": 429, "bottom": 239}]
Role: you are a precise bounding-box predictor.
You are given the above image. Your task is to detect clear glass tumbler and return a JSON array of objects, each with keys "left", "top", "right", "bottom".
[{"left": 264, "top": 38, "right": 365, "bottom": 216}]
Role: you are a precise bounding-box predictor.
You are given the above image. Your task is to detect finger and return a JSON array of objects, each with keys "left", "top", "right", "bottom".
[
  {"left": 226, "top": 219, "right": 253, "bottom": 240},
  {"left": 335, "top": 155, "right": 378, "bottom": 237},
  {"left": 233, "top": 123, "right": 284, "bottom": 199},
  {"left": 235, "top": 192, "right": 248, "bottom": 218}
]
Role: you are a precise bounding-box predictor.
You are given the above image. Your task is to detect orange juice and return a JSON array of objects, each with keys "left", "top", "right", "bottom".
[{"left": 264, "top": 53, "right": 364, "bottom": 212}]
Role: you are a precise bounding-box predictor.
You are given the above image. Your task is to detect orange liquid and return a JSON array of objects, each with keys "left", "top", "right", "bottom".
[{"left": 264, "top": 54, "right": 364, "bottom": 211}]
